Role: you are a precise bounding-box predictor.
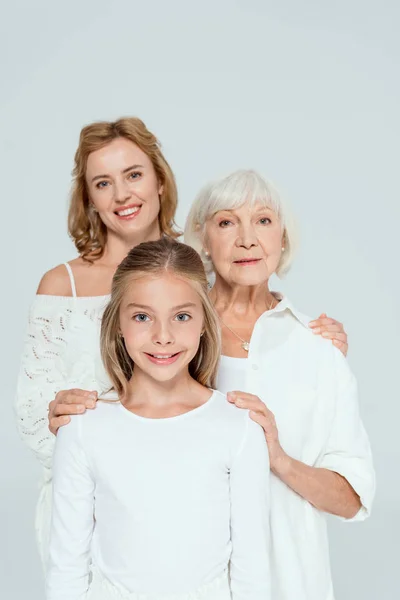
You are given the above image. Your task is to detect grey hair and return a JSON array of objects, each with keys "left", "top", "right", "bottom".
[{"left": 184, "top": 169, "right": 298, "bottom": 277}]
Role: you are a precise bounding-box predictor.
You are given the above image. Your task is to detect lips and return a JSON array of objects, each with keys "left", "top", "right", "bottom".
[
  {"left": 144, "top": 352, "right": 182, "bottom": 365},
  {"left": 114, "top": 204, "right": 142, "bottom": 219},
  {"left": 233, "top": 258, "right": 262, "bottom": 265}
]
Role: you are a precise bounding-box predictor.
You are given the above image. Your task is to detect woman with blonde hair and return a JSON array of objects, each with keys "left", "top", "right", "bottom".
[
  {"left": 16, "top": 116, "right": 180, "bottom": 565},
  {"left": 46, "top": 237, "right": 271, "bottom": 600},
  {"left": 184, "top": 169, "right": 375, "bottom": 600}
]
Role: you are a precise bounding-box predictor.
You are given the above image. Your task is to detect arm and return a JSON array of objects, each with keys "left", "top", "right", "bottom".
[
  {"left": 229, "top": 353, "right": 375, "bottom": 520},
  {"left": 46, "top": 416, "right": 95, "bottom": 600},
  {"left": 272, "top": 455, "right": 362, "bottom": 518},
  {"left": 229, "top": 416, "right": 271, "bottom": 600}
]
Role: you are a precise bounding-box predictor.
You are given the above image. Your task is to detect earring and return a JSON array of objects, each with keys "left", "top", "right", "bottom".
[
  {"left": 281, "top": 247, "right": 285, "bottom": 252},
  {"left": 200, "top": 332, "right": 204, "bottom": 337},
  {"left": 204, "top": 250, "right": 210, "bottom": 259}
]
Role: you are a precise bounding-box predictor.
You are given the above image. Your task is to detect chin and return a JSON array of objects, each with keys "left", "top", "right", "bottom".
[{"left": 232, "top": 273, "right": 270, "bottom": 287}]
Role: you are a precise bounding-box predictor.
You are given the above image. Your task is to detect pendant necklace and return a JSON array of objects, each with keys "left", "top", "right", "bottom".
[{"left": 218, "top": 297, "right": 276, "bottom": 352}]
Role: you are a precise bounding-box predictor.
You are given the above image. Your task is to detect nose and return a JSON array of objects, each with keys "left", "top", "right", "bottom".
[
  {"left": 152, "top": 321, "right": 174, "bottom": 347},
  {"left": 114, "top": 178, "right": 132, "bottom": 204},
  {"left": 236, "top": 222, "right": 258, "bottom": 249}
]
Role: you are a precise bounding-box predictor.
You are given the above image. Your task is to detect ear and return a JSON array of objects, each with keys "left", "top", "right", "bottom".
[{"left": 158, "top": 183, "right": 164, "bottom": 196}]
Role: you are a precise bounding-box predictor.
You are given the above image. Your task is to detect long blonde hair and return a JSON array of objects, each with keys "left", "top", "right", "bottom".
[
  {"left": 100, "top": 238, "right": 221, "bottom": 398},
  {"left": 68, "top": 117, "right": 180, "bottom": 261}
]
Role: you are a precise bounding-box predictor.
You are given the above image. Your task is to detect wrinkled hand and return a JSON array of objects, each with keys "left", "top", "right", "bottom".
[
  {"left": 227, "top": 391, "right": 288, "bottom": 473},
  {"left": 309, "top": 313, "right": 348, "bottom": 356},
  {"left": 48, "top": 388, "right": 98, "bottom": 435}
]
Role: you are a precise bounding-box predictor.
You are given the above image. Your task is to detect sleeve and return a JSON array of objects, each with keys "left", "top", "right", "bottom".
[
  {"left": 46, "top": 415, "right": 95, "bottom": 600},
  {"left": 317, "top": 350, "right": 376, "bottom": 522},
  {"left": 15, "top": 298, "right": 70, "bottom": 470},
  {"left": 229, "top": 415, "right": 271, "bottom": 600}
]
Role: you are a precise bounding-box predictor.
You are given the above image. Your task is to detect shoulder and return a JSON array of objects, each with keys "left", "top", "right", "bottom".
[
  {"left": 36, "top": 263, "right": 73, "bottom": 296},
  {"left": 209, "top": 390, "right": 250, "bottom": 434}
]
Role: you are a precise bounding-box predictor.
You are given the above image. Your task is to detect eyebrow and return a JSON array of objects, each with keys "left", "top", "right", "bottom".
[
  {"left": 216, "top": 205, "right": 274, "bottom": 216},
  {"left": 125, "top": 302, "right": 198, "bottom": 311},
  {"left": 91, "top": 164, "right": 145, "bottom": 183}
]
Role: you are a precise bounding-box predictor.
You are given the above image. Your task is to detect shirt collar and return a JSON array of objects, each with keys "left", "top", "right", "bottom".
[{"left": 269, "top": 293, "right": 311, "bottom": 330}]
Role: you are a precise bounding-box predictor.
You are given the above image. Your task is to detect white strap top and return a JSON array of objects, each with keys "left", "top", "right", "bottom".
[{"left": 64, "top": 263, "right": 77, "bottom": 298}]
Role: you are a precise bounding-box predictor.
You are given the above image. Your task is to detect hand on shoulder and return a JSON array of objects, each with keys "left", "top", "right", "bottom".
[{"left": 37, "top": 263, "right": 73, "bottom": 296}]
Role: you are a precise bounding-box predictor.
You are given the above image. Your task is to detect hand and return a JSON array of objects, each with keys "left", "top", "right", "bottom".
[
  {"left": 309, "top": 313, "right": 348, "bottom": 356},
  {"left": 48, "top": 388, "right": 98, "bottom": 435},
  {"left": 227, "top": 391, "right": 288, "bottom": 473}
]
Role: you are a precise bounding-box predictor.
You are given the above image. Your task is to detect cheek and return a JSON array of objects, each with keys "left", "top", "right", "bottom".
[
  {"left": 122, "top": 322, "right": 148, "bottom": 348},
  {"left": 134, "top": 177, "right": 161, "bottom": 202},
  {"left": 258, "top": 228, "right": 283, "bottom": 254},
  {"left": 89, "top": 188, "right": 113, "bottom": 212}
]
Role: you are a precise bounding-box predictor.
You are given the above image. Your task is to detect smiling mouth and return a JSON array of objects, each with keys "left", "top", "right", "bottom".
[
  {"left": 144, "top": 352, "right": 182, "bottom": 365},
  {"left": 114, "top": 205, "right": 142, "bottom": 218}
]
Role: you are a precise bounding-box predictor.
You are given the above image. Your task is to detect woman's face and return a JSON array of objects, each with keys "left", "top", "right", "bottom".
[
  {"left": 119, "top": 273, "right": 204, "bottom": 384},
  {"left": 204, "top": 200, "right": 284, "bottom": 287},
  {"left": 86, "top": 137, "right": 163, "bottom": 241}
]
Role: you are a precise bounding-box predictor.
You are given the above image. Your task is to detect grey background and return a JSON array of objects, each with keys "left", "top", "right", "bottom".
[{"left": 1, "top": 1, "right": 399, "bottom": 598}]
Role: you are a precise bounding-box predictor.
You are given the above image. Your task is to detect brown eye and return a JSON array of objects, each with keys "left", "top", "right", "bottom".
[{"left": 219, "top": 220, "right": 232, "bottom": 227}]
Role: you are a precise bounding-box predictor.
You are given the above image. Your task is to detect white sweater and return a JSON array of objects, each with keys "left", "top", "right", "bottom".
[{"left": 46, "top": 391, "right": 271, "bottom": 600}]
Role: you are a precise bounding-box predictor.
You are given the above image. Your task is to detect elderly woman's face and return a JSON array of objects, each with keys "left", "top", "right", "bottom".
[{"left": 204, "top": 200, "right": 284, "bottom": 287}]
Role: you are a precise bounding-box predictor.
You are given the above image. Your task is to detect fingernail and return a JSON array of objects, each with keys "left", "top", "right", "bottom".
[
  {"left": 63, "top": 416, "right": 70, "bottom": 424},
  {"left": 86, "top": 401, "right": 96, "bottom": 409},
  {"left": 322, "top": 332, "right": 329, "bottom": 338},
  {"left": 236, "top": 399, "right": 245, "bottom": 407},
  {"left": 77, "top": 405, "right": 85, "bottom": 412},
  {"left": 312, "top": 327, "right": 321, "bottom": 334},
  {"left": 309, "top": 321, "right": 316, "bottom": 327},
  {"left": 227, "top": 393, "right": 235, "bottom": 402},
  {"left": 88, "top": 392, "right": 97, "bottom": 400}
]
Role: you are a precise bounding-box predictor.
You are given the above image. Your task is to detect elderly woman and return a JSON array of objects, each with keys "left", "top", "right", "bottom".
[{"left": 184, "top": 170, "right": 375, "bottom": 600}]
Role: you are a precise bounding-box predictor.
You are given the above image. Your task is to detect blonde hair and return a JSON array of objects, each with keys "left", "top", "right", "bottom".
[
  {"left": 184, "top": 169, "right": 298, "bottom": 277},
  {"left": 100, "top": 238, "right": 221, "bottom": 398},
  {"left": 68, "top": 117, "right": 181, "bottom": 261}
]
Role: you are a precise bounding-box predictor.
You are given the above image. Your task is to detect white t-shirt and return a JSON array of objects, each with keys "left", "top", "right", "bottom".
[
  {"left": 216, "top": 296, "right": 375, "bottom": 600},
  {"left": 46, "top": 391, "right": 271, "bottom": 600}
]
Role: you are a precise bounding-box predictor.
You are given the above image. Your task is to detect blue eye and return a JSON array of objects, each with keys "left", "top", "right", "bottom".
[
  {"left": 134, "top": 313, "right": 149, "bottom": 322},
  {"left": 258, "top": 217, "right": 271, "bottom": 225},
  {"left": 175, "top": 313, "right": 191, "bottom": 322},
  {"left": 129, "top": 171, "right": 141, "bottom": 180},
  {"left": 96, "top": 181, "right": 109, "bottom": 189}
]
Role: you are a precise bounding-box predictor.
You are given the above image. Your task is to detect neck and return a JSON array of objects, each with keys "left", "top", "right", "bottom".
[
  {"left": 209, "top": 274, "right": 276, "bottom": 319},
  {"left": 101, "top": 221, "right": 162, "bottom": 267},
  {"left": 124, "top": 367, "right": 196, "bottom": 408}
]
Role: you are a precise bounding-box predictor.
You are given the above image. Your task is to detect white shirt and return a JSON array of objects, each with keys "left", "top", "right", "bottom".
[
  {"left": 217, "top": 296, "right": 375, "bottom": 600},
  {"left": 46, "top": 391, "right": 271, "bottom": 600}
]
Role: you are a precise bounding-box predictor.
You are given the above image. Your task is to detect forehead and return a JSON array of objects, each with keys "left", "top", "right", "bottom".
[
  {"left": 86, "top": 138, "right": 151, "bottom": 177},
  {"left": 121, "top": 273, "right": 202, "bottom": 310}
]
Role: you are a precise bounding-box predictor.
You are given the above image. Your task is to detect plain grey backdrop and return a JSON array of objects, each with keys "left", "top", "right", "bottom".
[{"left": 1, "top": 1, "right": 399, "bottom": 598}]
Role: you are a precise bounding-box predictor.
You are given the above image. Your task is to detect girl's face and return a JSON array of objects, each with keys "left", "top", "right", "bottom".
[
  {"left": 86, "top": 137, "right": 163, "bottom": 241},
  {"left": 204, "top": 200, "right": 284, "bottom": 287},
  {"left": 119, "top": 273, "right": 204, "bottom": 383}
]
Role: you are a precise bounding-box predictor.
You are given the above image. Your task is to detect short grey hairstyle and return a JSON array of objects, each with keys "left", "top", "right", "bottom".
[{"left": 184, "top": 169, "right": 298, "bottom": 277}]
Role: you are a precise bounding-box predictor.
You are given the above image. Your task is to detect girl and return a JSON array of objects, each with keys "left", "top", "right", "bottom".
[{"left": 46, "top": 237, "right": 271, "bottom": 600}]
